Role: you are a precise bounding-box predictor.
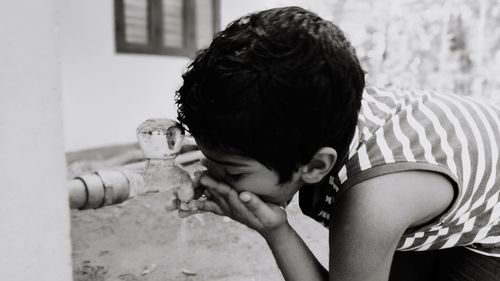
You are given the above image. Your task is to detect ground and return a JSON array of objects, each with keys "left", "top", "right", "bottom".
[{"left": 69, "top": 150, "right": 328, "bottom": 281}]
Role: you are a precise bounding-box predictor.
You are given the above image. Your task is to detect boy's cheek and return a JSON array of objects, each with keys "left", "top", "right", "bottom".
[
  {"left": 204, "top": 166, "right": 257, "bottom": 195},
  {"left": 204, "top": 162, "right": 218, "bottom": 176},
  {"left": 205, "top": 165, "right": 228, "bottom": 183}
]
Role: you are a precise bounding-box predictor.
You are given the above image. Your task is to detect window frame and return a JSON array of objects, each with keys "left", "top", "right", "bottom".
[{"left": 114, "top": 0, "right": 220, "bottom": 57}]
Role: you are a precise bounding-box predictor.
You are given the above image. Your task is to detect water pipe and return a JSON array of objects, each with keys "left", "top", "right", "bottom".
[{"left": 68, "top": 119, "right": 203, "bottom": 210}]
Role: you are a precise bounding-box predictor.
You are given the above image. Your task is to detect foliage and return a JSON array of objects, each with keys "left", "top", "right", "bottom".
[
  {"left": 275, "top": 0, "right": 500, "bottom": 99},
  {"left": 341, "top": 0, "right": 500, "bottom": 100}
]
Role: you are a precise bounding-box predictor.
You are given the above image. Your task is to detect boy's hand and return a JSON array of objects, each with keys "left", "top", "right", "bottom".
[
  {"left": 164, "top": 167, "right": 208, "bottom": 212},
  {"left": 179, "top": 172, "right": 288, "bottom": 236}
]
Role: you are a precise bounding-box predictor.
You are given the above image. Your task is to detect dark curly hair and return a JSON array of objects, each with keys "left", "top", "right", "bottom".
[{"left": 176, "top": 6, "right": 365, "bottom": 183}]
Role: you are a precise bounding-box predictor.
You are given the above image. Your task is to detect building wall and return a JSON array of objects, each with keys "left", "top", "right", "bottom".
[
  {"left": 0, "top": 1, "right": 73, "bottom": 280},
  {"left": 60, "top": 0, "right": 189, "bottom": 151},
  {"left": 60, "top": 0, "right": 273, "bottom": 152}
]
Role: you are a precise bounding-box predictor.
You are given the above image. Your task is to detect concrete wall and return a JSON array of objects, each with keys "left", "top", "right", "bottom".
[
  {"left": 0, "top": 1, "right": 73, "bottom": 280},
  {"left": 60, "top": 0, "right": 274, "bottom": 152},
  {"left": 60, "top": 0, "right": 190, "bottom": 151}
]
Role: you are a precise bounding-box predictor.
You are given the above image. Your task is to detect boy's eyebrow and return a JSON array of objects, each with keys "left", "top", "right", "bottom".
[{"left": 203, "top": 154, "right": 250, "bottom": 167}]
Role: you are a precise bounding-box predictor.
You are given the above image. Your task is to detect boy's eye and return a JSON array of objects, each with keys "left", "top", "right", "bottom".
[{"left": 225, "top": 172, "right": 245, "bottom": 182}]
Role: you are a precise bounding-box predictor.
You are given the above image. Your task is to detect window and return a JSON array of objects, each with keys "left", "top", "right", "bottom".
[{"left": 115, "top": 0, "right": 220, "bottom": 57}]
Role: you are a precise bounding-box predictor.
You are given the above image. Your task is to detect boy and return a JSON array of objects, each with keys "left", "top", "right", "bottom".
[{"left": 172, "top": 6, "right": 500, "bottom": 281}]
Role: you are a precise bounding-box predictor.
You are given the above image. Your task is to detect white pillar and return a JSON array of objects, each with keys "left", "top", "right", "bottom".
[{"left": 0, "top": 1, "right": 73, "bottom": 281}]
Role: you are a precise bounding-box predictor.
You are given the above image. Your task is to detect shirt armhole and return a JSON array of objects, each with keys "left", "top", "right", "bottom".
[{"left": 340, "top": 162, "right": 461, "bottom": 226}]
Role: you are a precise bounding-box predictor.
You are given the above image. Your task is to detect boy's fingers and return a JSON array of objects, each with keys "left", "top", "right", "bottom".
[
  {"left": 200, "top": 176, "right": 230, "bottom": 195},
  {"left": 200, "top": 176, "right": 236, "bottom": 206},
  {"left": 221, "top": 188, "right": 263, "bottom": 226},
  {"left": 239, "top": 192, "right": 260, "bottom": 212},
  {"left": 239, "top": 192, "right": 277, "bottom": 224},
  {"left": 178, "top": 209, "right": 202, "bottom": 218},
  {"left": 198, "top": 176, "right": 268, "bottom": 226},
  {"left": 191, "top": 170, "right": 209, "bottom": 199},
  {"left": 178, "top": 200, "right": 224, "bottom": 218},
  {"left": 205, "top": 186, "right": 231, "bottom": 214},
  {"left": 188, "top": 199, "right": 225, "bottom": 216}
]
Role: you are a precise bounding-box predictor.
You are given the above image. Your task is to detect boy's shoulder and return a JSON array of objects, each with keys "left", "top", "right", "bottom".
[
  {"left": 341, "top": 170, "right": 454, "bottom": 229},
  {"left": 326, "top": 170, "right": 455, "bottom": 280}
]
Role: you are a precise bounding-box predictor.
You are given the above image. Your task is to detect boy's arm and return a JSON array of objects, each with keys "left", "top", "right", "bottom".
[
  {"left": 264, "top": 223, "right": 329, "bottom": 281},
  {"left": 180, "top": 173, "right": 330, "bottom": 280},
  {"left": 181, "top": 170, "right": 453, "bottom": 281},
  {"left": 263, "top": 170, "right": 453, "bottom": 281},
  {"left": 327, "top": 170, "right": 454, "bottom": 281}
]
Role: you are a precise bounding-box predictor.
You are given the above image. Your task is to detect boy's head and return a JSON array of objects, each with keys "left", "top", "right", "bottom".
[{"left": 176, "top": 6, "right": 365, "bottom": 184}]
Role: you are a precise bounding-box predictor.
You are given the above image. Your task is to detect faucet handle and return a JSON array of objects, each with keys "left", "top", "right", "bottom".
[{"left": 136, "top": 118, "right": 185, "bottom": 159}]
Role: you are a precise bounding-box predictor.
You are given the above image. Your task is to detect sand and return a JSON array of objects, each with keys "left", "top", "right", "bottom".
[{"left": 70, "top": 157, "right": 328, "bottom": 281}]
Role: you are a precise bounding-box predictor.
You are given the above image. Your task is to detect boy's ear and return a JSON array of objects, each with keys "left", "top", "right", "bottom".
[{"left": 300, "top": 147, "right": 337, "bottom": 184}]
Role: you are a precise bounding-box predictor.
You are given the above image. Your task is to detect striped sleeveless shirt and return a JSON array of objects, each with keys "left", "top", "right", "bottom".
[{"left": 298, "top": 87, "right": 500, "bottom": 257}]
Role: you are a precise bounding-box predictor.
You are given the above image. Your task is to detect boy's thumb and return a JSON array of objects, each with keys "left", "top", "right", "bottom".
[
  {"left": 239, "top": 192, "right": 261, "bottom": 213},
  {"left": 239, "top": 191, "right": 252, "bottom": 202}
]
